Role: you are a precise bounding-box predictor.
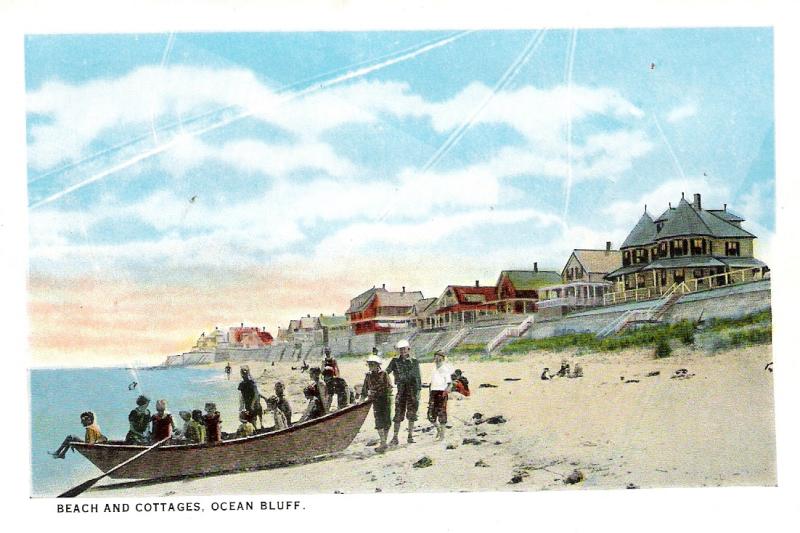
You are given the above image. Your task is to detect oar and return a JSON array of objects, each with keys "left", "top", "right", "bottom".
[{"left": 58, "top": 436, "right": 171, "bottom": 498}]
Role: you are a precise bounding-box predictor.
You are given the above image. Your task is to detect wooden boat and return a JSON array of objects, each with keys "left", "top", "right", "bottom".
[{"left": 70, "top": 400, "right": 373, "bottom": 480}]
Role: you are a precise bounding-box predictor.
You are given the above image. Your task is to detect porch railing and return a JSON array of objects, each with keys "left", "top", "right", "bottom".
[{"left": 602, "top": 267, "right": 764, "bottom": 306}]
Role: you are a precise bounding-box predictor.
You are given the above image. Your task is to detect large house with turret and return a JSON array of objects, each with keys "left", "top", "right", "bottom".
[{"left": 605, "top": 193, "right": 768, "bottom": 296}]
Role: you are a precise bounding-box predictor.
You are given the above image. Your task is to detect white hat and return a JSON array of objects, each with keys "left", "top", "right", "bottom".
[
  {"left": 395, "top": 339, "right": 410, "bottom": 349},
  {"left": 366, "top": 354, "right": 383, "bottom": 365}
]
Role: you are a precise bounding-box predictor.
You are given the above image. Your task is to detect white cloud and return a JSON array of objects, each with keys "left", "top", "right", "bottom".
[{"left": 666, "top": 102, "right": 697, "bottom": 123}]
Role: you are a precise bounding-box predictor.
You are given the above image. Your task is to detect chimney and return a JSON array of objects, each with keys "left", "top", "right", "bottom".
[
  {"left": 402, "top": 286, "right": 406, "bottom": 293},
  {"left": 475, "top": 280, "right": 480, "bottom": 287},
  {"left": 605, "top": 241, "right": 611, "bottom": 254},
  {"left": 724, "top": 203, "right": 727, "bottom": 211},
  {"left": 534, "top": 262, "right": 538, "bottom": 272},
  {"left": 307, "top": 313, "right": 310, "bottom": 318},
  {"left": 241, "top": 322, "right": 244, "bottom": 328},
  {"left": 669, "top": 202, "right": 672, "bottom": 209},
  {"left": 693, "top": 193, "right": 702, "bottom": 209},
  {"left": 382, "top": 283, "right": 385, "bottom": 289}
]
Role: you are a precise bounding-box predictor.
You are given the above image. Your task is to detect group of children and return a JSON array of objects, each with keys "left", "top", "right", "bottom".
[{"left": 361, "top": 340, "right": 461, "bottom": 453}]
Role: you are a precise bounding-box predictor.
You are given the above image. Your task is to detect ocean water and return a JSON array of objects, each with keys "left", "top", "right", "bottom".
[{"left": 30, "top": 366, "right": 234, "bottom": 497}]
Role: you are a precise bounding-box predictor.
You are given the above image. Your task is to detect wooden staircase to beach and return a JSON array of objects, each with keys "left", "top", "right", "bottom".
[{"left": 596, "top": 284, "right": 684, "bottom": 338}]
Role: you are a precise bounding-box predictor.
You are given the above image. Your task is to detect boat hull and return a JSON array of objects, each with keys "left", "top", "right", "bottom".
[{"left": 71, "top": 400, "right": 372, "bottom": 479}]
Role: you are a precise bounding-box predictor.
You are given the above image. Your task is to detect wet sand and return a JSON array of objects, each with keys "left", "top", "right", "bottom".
[{"left": 92, "top": 344, "right": 775, "bottom": 496}]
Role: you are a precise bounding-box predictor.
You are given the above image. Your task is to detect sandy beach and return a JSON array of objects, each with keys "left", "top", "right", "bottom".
[{"left": 90, "top": 344, "right": 775, "bottom": 496}]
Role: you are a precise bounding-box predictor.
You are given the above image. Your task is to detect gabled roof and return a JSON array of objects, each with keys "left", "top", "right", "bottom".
[
  {"left": 498, "top": 270, "right": 562, "bottom": 290},
  {"left": 347, "top": 287, "right": 380, "bottom": 314},
  {"left": 568, "top": 249, "right": 622, "bottom": 274},
  {"left": 319, "top": 315, "right": 348, "bottom": 328},
  {"left": 288, "top": 319, "right": 301, "bottom": 330},
  {"left": 376, "top": 290, "right": 424, "bottom": 307},
  {"left": 412, "top": 297, "right": 438, "bottom": 316},
  {"left": 656, "top": 198, "right": 754, "bottom": 240},
  {"left": 621, "top": 212, "right": 657, "bottom": 248},
  {"left": 446, "top": 285, "right": 498, "bottom": 305},
  {"left": 256, "top": 331, "right": 274, "bottom": 343},
  {"left": 299, "top": 316, "right": 319, "bottom": 329}
]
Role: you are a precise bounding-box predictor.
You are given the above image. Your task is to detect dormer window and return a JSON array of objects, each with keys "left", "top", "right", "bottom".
[{"left": 725, "top": 241, "right": 740, "bottom": 257}]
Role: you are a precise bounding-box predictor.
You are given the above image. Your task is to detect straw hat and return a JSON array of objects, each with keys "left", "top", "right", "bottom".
[{"left": 366, "top": 353, "right": 383, "bottom": 365}]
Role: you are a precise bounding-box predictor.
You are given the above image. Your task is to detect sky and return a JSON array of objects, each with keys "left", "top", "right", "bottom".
[{"left": 25, "top": 28, "right": 775, "bottom": 366}]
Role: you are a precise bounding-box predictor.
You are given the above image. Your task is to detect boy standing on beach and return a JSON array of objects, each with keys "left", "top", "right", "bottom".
[
  {"left": 428, "top": 351, "right": 453, "bottom": 441},
  {"left": 385, "top": 339, "right": 421, "bottom": 445},
  {"left": 362, "top": 353, "right": 392, "bottom": 453}
]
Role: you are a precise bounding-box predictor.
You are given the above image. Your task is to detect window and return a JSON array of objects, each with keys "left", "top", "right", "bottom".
[
  {"left": 623, "top": 250, "right": 631, "bottom": 266},
  {"left": 725, "top": 241, "right": 740, "bottom": 257},
  {"left": 691, "top": 239, "right": 705, "bottom": 255},
  {"left": 671, "top": 239, "right": 688, "bottom": 257},
  {"left": 634, "top": 248, "right": 649, "bottom": 264}
]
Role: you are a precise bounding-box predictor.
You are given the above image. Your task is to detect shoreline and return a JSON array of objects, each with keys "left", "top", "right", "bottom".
[{"left": 81, "top": 343, "right": 775, "bottom": 496}]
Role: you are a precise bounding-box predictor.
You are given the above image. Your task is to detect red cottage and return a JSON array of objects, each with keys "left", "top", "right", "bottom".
[{"left": 346, "top": 285, "right": 424, "bottom": 335}]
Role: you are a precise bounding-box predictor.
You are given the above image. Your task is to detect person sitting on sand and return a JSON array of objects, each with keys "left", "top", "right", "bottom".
[
  {"left": 554, "top": 360, "right": 570, "bottom": 378},
  {"left": 451, "top": 369, "right": 470, "bottom": 397},
  {"left": 50, "top": 411, "right": 107, "bottom": 459},
  {"left": 362, "top": 353, "right": 393, "bottom": 453},
  {"left": 265, "top": 396, "right": 289, "bottom": 430},
  {"left": 569, "top": 363, "right": 584, "bottom": 378},
  {"left": 236, "top": 411, "right": 256, "bottom": 438},
  {"left": 203, "top": 402, "right": 222, "bottom": 444},
  {"left": 540, "top": 368, "right": 551, "bottom": 381},
  {"left": 428, "top": 351, "right": 453, "bottom": 441},
  {"left": 309, "top": 367, "right": 329, "bottom": 414},
  {"left": 191, "top": 409, "right": 206, "bottom": 443},
  {"left": 151, "top": 399, "right": 177, "bottom": 442},
  {"left": 298, "top": 384, "right": 325, "bottom": 423},
  {"left": 238, "top": 366, "right": 264, "bottom": 429},
  {"left": 126, "top": 395, "right": 151, "bottom": 444},
  {"left": 274, "top": 381, "right": 292, "bottom": 426}
]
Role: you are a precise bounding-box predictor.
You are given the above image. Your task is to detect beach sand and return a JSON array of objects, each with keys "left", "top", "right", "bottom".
[{"left": 91, "top": 344, "right": 775, "bottom": 496}]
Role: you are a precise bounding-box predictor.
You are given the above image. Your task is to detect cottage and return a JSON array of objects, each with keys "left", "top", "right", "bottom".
[
  {"left": 495, "top": 263, "right": 561, "bottom": 313},
  {"left": 346, "top": 284, "right": 424, "bottom": 335},
  {"left": 605, "top": 193, "right": 768, "bottom": 300},
  {"left": 318, "top": 314, "right": 349, "bottom": 344},
  {"left": 432, "top": 281, "right": 498, "bottom": 327},
  {"left": 228, "top": 324, "right": 274, "bottom": 348},
  {"left": 412, "top": 298, "right": 438, "bottom": 329},
  {"left": 539, "top": 243, "right": 621, "bottom": 314}
]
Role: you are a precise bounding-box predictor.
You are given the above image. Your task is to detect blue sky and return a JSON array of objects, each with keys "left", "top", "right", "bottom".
[{"left": 24, "top": 28, "right": 775, "bottom": 363}]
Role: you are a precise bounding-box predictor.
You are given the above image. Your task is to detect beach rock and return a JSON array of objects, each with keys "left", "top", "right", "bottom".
[
  {"left": 477, "top": 432, "right": 487, "bottom": 437},
  {"left": 375, "top": 488, "right": 382, "bottom": 492},
  {"left": 509, "top": 474, "right": 524, "bottom": 484},
  {"left": 479, "top": 383, "right": 498, "bottom": 388},
  {"left": 475, "top": 459, "right": 490, "bottom": 467},
  {"left": 446, "top": 444, "right": 457, "bottom": 450},
  {"left": 646, "top": 371, "right": 661, "bottom": 377},
  {"left": 472, "top": 412, "right": 484, "bottom": 420},
  {"left": 494, "top": 441, "right": 503, "bottom": 445},
  {"left": 504, "top": 378, "right": 521, "bottom": 381},
  {"left": 626, "top": 483, "right": 639, "bottom": 489},
  {"left": 462, "top": 438, "right": 483, "bottom": 446},
  {"left": 334, "top": 490, "right": 343, "bottom": 494},
  {"left": 624, "top": 379, "right": 640, "bottom": 384},
  {"left": 564, "top": 470, "right": 585, "bottom": 485},
  {"left": 365, "top": 439, "right": 379, "bottom": 447},
  {"left": 413, "top": 456, "right": 433, "bottom": 468},
  {"left": 484, "top": 415, "right": 507, "bottom": 424}
]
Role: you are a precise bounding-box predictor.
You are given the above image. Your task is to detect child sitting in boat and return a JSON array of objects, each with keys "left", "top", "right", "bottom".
[
  {"left": 191, "top": 409, "right": 206, "bottom": 443},
  {"left": 203, "top": 402, "right": 222, "bottom": 444},
  {"left": 274, "top": 381, "right": 293, "bottom": 426},
  {"left": 151, "top": 399, "right": 177, "bottom": 442},
  {"left": 50, "top": 411, "right": 107, "bottom": 459},
  {"left": 323, "top": 366, "right": 351, "bottom": 411},
  {"left": 236, "top": 411, "right": 256, "bottom": 438},
  {"left": 178, "top": 410, "right": 204, "bottom": 444},
  {"left": 298, "top": 384, "right": 325, "bottom": 423},
  {"left": 265, "top": 395, "right": 289, "bottom": 430},
  {"left": 126, "top": 395, "right": 151, "bottom": 444}
]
